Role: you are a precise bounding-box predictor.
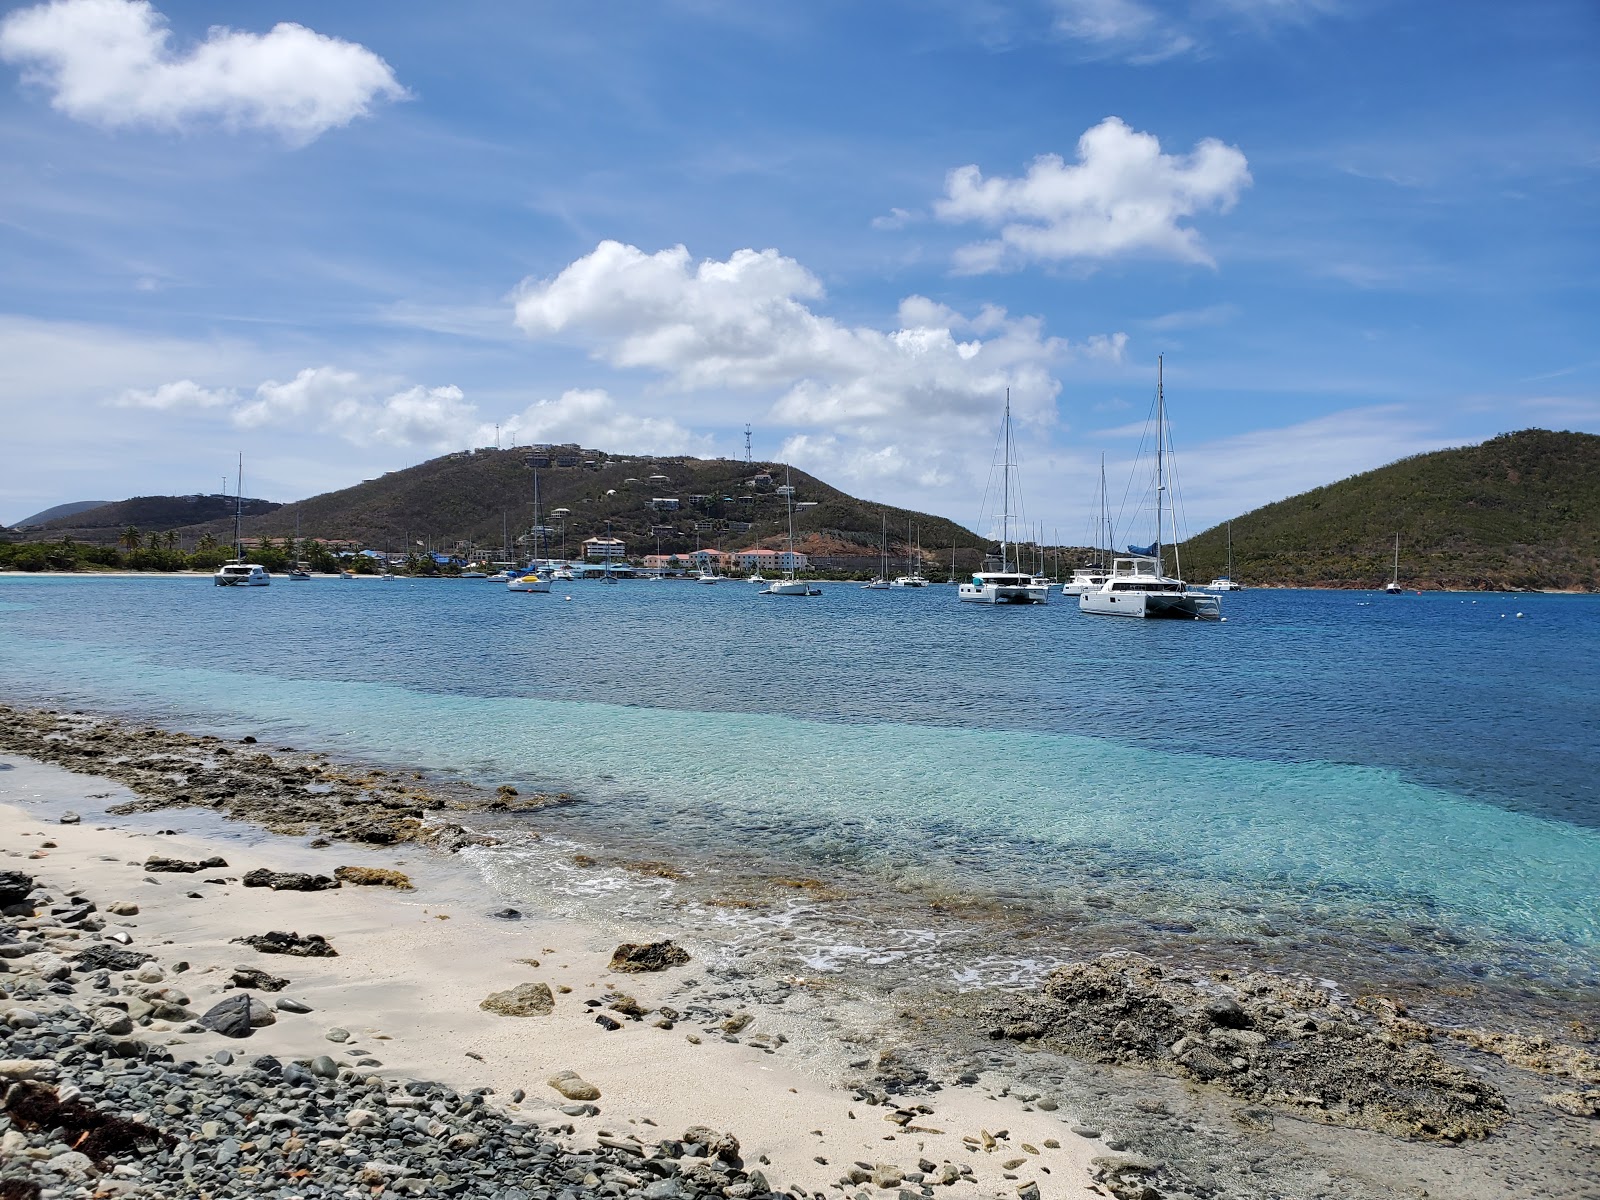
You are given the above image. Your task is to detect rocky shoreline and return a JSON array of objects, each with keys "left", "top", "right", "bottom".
[
  {"left": 0, "top": 867, "right": 794, "bottom": 1200},
  {"left": 3, "top": 703, "right": 1599, "bottom": 1198}
]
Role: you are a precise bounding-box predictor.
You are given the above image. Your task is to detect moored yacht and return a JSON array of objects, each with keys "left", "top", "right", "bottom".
[
  {"left": 958, "top": 390, "right": 1047, "bottom": 606},
  {"left": 508, "top": 569, "right": 551, "bottom": 593},
  {"left": 1203, "top": 521, "right": 1244, "bottom": 591},
  {"left": 213, "top": 455, "right": 270, "bottom": 587},
  {"left": 759, "top": 467, "right": 820, "bottom": 596},
  {"left": 214, "top": 561, "right": 271, "bottom": 587},
  {"left": 1060, "top": 566, "right": 1110, "bottom": 597},
  {"left": 1079, "top": 357, "right": 1219, "bottom": 622},
  {"left": 1079, "top": 555, "right": 1220, "bottom": 620}
]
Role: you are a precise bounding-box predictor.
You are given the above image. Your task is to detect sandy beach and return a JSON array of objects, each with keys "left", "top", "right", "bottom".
[
  {"left": 1, "top": 754, "right": 1108, "bottom": 1198},
  {"left": 3, "top": 709, "right": 1598, "bottom": 1200}
]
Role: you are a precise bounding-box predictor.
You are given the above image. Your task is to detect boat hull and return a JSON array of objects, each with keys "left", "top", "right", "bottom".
[
  {"left": 958, "top": 583, "right": 1048, "bottom": 605},
  {"left": 1079, "top": 590, "right": 1220, "bottom": 620},
  {"left": 508, "top": 576, "right": 551, "bottom": 593},
  {"left": 760, "top": 580, "right": 820, "bottom": 596}
]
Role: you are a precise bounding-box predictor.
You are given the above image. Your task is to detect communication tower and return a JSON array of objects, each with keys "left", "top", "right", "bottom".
[{"left": 744, "top": 424, "right": 752, "bottom": 464}]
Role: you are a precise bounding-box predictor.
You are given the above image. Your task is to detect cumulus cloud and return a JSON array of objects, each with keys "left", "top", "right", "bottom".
[
  {"left": 105, "top": 365, "right": 701, "bottom": 458},
  {"left": 511, "top": 239, "right": 1133, "bottom": 499},
  {"left": 935, "top": 117, "right": 1251, "bottom": 271},
  {"left": 0, "top": 0, "right": 405, "bottom": 142}
]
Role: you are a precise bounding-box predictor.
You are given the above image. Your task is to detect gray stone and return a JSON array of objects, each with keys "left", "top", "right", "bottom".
[
  {"left": 275, "top": 997, "right": 312, "bottom": 1013},
  {"left": 90, "top": 1006, "right": 133, "bottom": 1036},
  {"left": 59, "top": 811, "right": 81, "bottom": 825},
  {"left": 310, "top": 1055, "right": 339, "bottom": 1078},
  {"left": 198, "top": 993, "right": 277, "bottom": 1038}
]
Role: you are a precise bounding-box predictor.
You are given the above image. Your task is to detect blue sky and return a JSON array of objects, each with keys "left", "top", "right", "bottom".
[{"left": 1, "top": 0, "right": 1595, "bottom": 543}]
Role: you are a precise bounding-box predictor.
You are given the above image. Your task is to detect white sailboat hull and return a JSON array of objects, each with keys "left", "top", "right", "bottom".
[
  {"left": 761, "top": 579, "right": 820, "bottom": 596},
  {"left": 958, "top": 574, "right": 1048, "bottom": 605},
  {"left": 1079, "top": 588, "right": 1220, "bottom": 620},
  {"left": 508, "top": 575, "right": 551, "bottom": 592}
]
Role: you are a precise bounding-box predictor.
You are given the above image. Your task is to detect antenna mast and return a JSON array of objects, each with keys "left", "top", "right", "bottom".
[{"left": 744, "top": 424, "right": 752, "bottom": 464}]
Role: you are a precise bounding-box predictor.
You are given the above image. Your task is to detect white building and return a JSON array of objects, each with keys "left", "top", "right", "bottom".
[{"left": 582, "top": 536, "right": 626, "bottom": 560}]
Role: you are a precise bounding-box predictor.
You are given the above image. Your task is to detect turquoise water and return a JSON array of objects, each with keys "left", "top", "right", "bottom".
[{"left": 1, "top": 575, "right": 1596, "bottom": 1013}]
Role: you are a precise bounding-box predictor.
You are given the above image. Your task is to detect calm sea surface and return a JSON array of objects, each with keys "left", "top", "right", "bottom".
[{"left": 2, "top": 575, "right": 1597, "bottom": 1020}]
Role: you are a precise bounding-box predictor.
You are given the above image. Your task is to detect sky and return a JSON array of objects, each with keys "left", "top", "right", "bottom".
[{"left": 1, "top": 0, "right": 1596, "bottom": 543}]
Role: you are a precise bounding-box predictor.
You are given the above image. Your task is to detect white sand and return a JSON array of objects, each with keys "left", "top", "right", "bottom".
[{"left": 1, "top": 756, "right": 1104, "bottom": 1196}]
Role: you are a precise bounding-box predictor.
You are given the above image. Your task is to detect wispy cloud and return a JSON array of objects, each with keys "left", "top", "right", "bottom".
[{"left": 1049, "top": 0, "right": 1341, "bottom": 64}]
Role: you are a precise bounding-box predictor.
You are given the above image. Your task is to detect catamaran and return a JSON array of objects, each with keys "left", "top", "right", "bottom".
[
  {"left": 213, "top": 454, "right": 271, "bottom": 587},
  {"left": 862, "top": 514, "right": 890, "bottom": 589},
  {"left": 1079, "top": 358, "right": 1220, "bottom": 621},
  {"left": 1062, "top": 455, "right": 1113, "bottom": 598},
  {"left": 760, "top": 467, "right": 820, "bottom": 596},
  {"left": 959, "top": 391, "right": 1048, "bottom": 605},
  {"left": 1204, "top": 521, "right": 1244, "bottom": 591}
]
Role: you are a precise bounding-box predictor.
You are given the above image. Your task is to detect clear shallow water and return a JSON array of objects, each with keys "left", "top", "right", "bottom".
[{"left": 1, "top": 575, "right": 1597, "bottom": 1014}]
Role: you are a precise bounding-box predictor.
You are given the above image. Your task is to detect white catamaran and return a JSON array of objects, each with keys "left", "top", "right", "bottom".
[
  {"left": 1061, "top": 454, "right": 1113, "bottom": 597},
  {"left": 1204, "top": 521, "right": 1244, "bottom": 591},
  {"left": 213, "top": 454, "right": 271, "bottom": 587},
  {"left": 508, "top": 466, "right": 552, "bottom": 593},
  {"left": 959, "top": 391, "right": 1048, "bottom": 605},
  {"left": 1079, "top": 358, "right": 1220, "bottom": 621}
]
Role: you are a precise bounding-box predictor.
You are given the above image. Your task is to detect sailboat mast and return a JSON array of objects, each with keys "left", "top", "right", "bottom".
[
  {"left": 1002, "top": 389, "right": 1013, "bottom": 572},
  {"left": 532, "top": 467, "right": 541, "bottom": 562},
  {"left": 233, "top": 453, "right": 243, "bottom": 562},
  {"left": 1154, "top": 358, "right": 1165, "bottom": 573},
  {"left": 1099, "top": 453, "right": 1109, "bottom": 571}
]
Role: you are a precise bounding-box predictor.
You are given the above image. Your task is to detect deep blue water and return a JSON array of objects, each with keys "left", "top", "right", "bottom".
[{"left": 1, "top": 574, "right": 1597, "bottom": 1008}]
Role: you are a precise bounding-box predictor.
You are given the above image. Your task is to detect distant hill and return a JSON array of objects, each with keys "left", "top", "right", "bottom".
[
  {"left": 33, "top": 495, "right": 281, "bottom": 542},
  {"left": 171, "top": 448, "right": 985, "bottom": 571},
  {"left": 1180, "top": 429, "right": 1600, "bottom": 591},
  {"left": 13, "top": 500, "right": 111, "bottom": 528}
]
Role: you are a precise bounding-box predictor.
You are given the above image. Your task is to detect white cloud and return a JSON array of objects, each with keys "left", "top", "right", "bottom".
[
  {"left": 113, "top": 378, "right": 235, "bottom": 410},
  {"left": 511, "top": 240, "right": 1132, "bottom": 503},
  {"left": 0, "top": 0, "right": 405, "bottom": 143},
  {"left": 935, "top": 117, "right": 1251, "bottom": 271},
  {"left": 102, "top": 364, "right": 703, "bottom": 458}
]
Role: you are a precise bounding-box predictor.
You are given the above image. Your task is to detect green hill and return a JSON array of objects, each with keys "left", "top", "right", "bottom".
[
  {"left": 194, "top": 447, "right": 985, "bottom": 571},
  {"left": 1180, "top": 429, "right": 1600, "bottom": 591},
  {"left": 13, "top": 500, "right": 112, "bottom": 528},
  {"left": 35, "top": 494, "right": 280, "bottom": 540}
]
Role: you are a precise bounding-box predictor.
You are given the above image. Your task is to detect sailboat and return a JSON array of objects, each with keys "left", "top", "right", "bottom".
[
  {"left": 1204, "top": 522, "right": 1244, "bottom": 591},
  {"left": 1079, "top": 358, "right": 1220, "bottom": 620},
  {"left": 1383, "top": 532, "right": 1404, "bottom": 594},
  {"left": 598, "top": 519, "right": 620, "bottom": 584},
  {"left": 287, "top": 510, "right": 311, "bottom": 579},
  {"left": 1062, "top": 455, "right": 1112, "bottom": 597},
  {"left": 958, "top": 391, "right": 1049, "bottom": 605},
  {"left": 760, "top": 467, "right": 820, "bottom": 596},
  {"left": 213, "top": 454, "right": 271, "bottom": 587},
  {"left": 862, "top": 514, "right": 890, "bottom": 589},
  {"left": 891, "top": 522, "right": 930, "bottom": 587},
  {"left": 508, "top": 466, "right": 552, "bottom": 592}
]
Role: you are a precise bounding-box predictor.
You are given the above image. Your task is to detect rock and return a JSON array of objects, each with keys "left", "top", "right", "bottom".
[
  {"left": 608, "top": 940, "right": 691, "bottom": 973},
  {"left": 682, "top": 1125, "right": 740, "bottom": 1164},
  {"left": 228, "top": 966, "right": 290, "bottom": 992},
  {"left": 135, "top": 963, "right": 165, "bottom": 983},
  {"left": 334, "top": 866, "right": 414, "bottom": 889},
  {"left": 275, "top": 997, "right": 312, "bottom": 1014},
  {"left": 0, "top": 1059, "right": 55, "bottom": 1081},
  {"left": 241, "top": 867, "right": 339, "bottom": 892},
  {"left": 487, "top": 907, "right": 523, "bottom": 920},
  {"left": 106, "top": 901, "right": 139, "bottom": 916},
  {"left": 1204, "top": 996, "right": 1251, "bottom": 1029},
  {"left": 46, "top": 1149, "right": 93, "bottom": 1180},
  {"left": 90, "top": 1006, "right": 133, "bottom": 1036},
  {"left": 144, "top": 855, "right": 228, "bottom": 873},
  {"left": 326, "top": 1027, "right": 351, "bottom": 1042},
  {"left": 58, "top": 811, "right": 81, "bottom": 825},
  {"left": 481, "top": 982, "right": 555, "bottom": 1017},
  {"left": 346, "top": 1108, "right": 378, "bottom": 1129},
  {"left": 547, "top": 1071, "right": 601, "bottom": 1101},
  {"left": 231, "top": 931, "right": 338, "bottom": 957},
  {"left": 309, "top": 1055, "right": 339, "bottom": 1078},
  {"left": 0, "top": 870, "right": 37, "bottom": 906},
  {"left": 198, "top": 993, "right": 277, "bottom": 1038},
  {"left": 1542, "top": 1089, "right": 1600, "bottom": 1117},
  {"left": 71, "top": 943, "right": 152, "bottom": 972}
]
